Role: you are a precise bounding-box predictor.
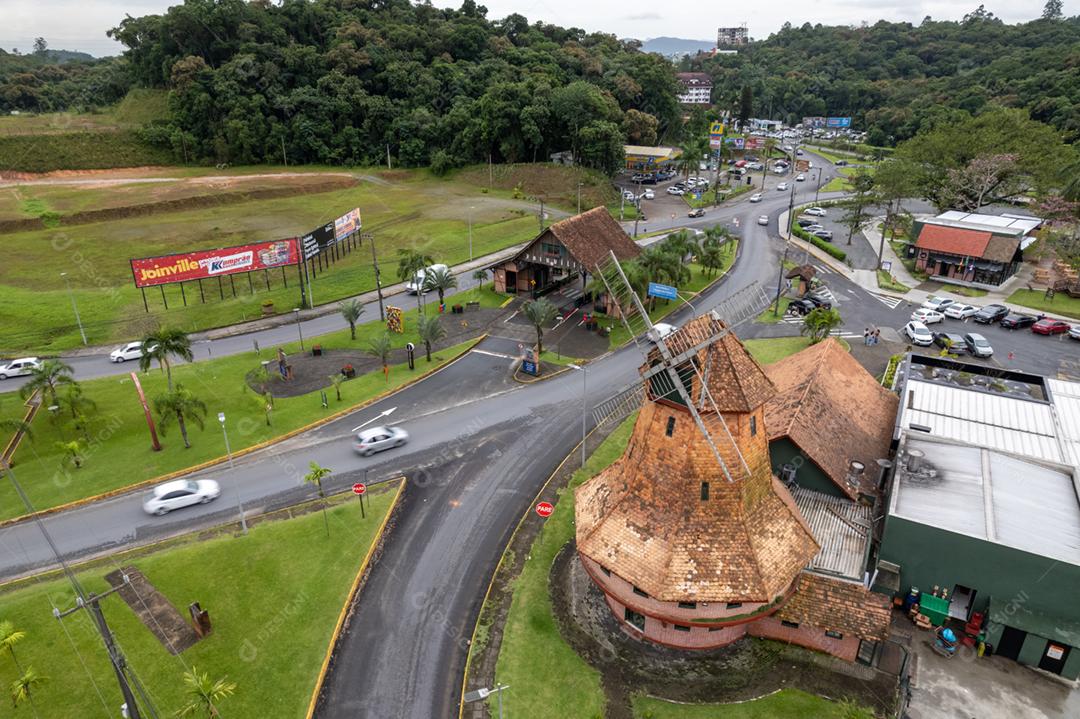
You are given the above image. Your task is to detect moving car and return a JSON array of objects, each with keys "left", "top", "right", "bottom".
[
  {"left": 110, "top": 341, "right": 157, "bottom": 363},
  {"left": 666, "top": 186, "right": 684, "bottom": 196},
  {"left": 776, "top": 182, "right": 789, "bottom": 191},
  {"left": 749, "top": 193, "right": 763, "bottom": 203},
  {"left": 920, "top": 296, "right": 955, "bottom": 313},
  {"left": 0, "top": 357, "right": 41, "bottom": 379},
  {"left": 786, "top": 298, "right": 818, "bottom": 316},
  {"left": 972, "top": 304, "right": 1009, "bottom": 324},
  {"left": 835, "top": 159, "right": 848, "bottom": 167},
  {"left": 649, "top": 322, "right": 677, "bottom": 342},
  {"left": 142, "top": 479, "right": 220, "bottom": 516},
  {"left": 933, "top": 332, "right": 966, "bottom": 351},
  {"left": 757, "top": 215, "right": 769, "bottom": 226},
  {"left": 911, "top": 308, "right": 945, "bottom": 325},
  {"left": 1000, "top": 313, "right": 1038, "bottom": 330},
  {"left": 353, "top": 425, "right": 409, "bottom": 457},
  {"left": 803, "top": 206, "right": 827, "bottom": 217},
  {"left": 1032, "top": 318, "right": 1070, "bottom": 335},
  {"left": 904, "top": 321, "right": 934, "bottom": 346},
  {"left": 963, "top": 333, "right": 994, "bottom": 358},
  {"left": 405, "top": 264, "right": 449, "bottom": 294},
  {"left": 688, "top": 208, "right": 705, "bottom": 218},
  {"left": 943, "top": 303, "right": 979, "bottom": 320},
  {"left": 795, "top": 173, "right": 806, "bottom": 182}
]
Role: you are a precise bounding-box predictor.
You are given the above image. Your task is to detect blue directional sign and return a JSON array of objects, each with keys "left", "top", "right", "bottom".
[
  {"left": 647, "top": 282, "right": 678, "bottom": 301},
  {"left": 826, "top": 117, "right": 852, "bottom": 128}
]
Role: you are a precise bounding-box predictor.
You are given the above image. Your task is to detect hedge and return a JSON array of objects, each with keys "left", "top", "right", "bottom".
[{"left": 791, "top": 222, "right": 847, "bottom": 262}]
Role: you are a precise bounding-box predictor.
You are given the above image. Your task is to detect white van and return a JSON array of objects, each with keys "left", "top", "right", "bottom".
[{"left": 405, "top": 263, "right": 449, "bottom": 294}]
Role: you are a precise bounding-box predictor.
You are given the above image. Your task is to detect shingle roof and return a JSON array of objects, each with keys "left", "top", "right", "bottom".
[
  {"left": 509, "top": 207, "right": 641, "bottom": 273},
  {"left": 914, "top": 223, "right": 991, "bottom": 258},
  {"left": 764, "top": 338, "right": 898, "bottom": 500},
  {"left": 982, "top": 235, "right": 1021, "bottom": 264},
  {"left": 777, "top": 572, "right": 892, "bottom": 641}
]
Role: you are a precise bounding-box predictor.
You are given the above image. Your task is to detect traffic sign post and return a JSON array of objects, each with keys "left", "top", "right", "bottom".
[
  {"left": 647, "top": 282, "right": 678, "bottom": 301},
  {"left": 535, "top": 501, "right": 554, "bottom": 518},
  {"left": 353, "top": 482, "right": 367, "bottom": 518}
]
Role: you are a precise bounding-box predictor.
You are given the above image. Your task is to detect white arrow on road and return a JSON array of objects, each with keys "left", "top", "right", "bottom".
[{"left": 351, "top": 407, "right": 397, "bottom": 433}]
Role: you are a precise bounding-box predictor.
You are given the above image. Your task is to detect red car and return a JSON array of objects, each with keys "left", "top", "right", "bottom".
[{"left": 1032, "top": 318, "right": 1071, "bottom": 335}]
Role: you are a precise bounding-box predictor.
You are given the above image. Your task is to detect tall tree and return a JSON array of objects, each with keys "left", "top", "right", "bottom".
[
  {"left": 303, "top": 461, "right": 333, "bottom": 537},
  {"left": 839, "top": 168, "right": 876, "bottom": 245},
  {"left": 175, "top": 666, "right": 236, "bottom": 718},
  {"left": 416, "top": 314, "right": 447, "bottom": 362},
  {"left": 1042, "top": 0, "right": 1063, "bottom": 20},
  {"left": 365, "top": 333, "right": 394, "bottom": 382},
  {"left": 140, "top": 328, "right": 194, "bottom": 392},
  {"left": 396, "top": 249, "right": 433, "bottom": 315},
  {"left": 153, "top": 384, "right": 207, "bottom": 449},
  {"left": 421, "top": 266, "right": 457, "bottom": 307},
  {"left": 737, "top": 85, "right": 753, "bottom": 129},
  {"left": 521, "top": 298, "right": 558, "bottom": 356},
  {"left": 339, "top": 299, "right": 364, "bottom": 340},
  {"left": 19, "top": 359, "right": 74, "bottom": 407}
]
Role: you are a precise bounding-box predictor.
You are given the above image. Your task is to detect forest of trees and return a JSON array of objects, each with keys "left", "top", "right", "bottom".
[
  {"left": 685, "top": 8, "right": 1080, "bottom": 145},
  {"left": 0, "top": 46, "right": 129, "bottom": 113}
]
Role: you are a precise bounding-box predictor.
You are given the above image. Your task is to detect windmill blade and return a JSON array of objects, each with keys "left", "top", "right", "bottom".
[{"left": 592, "top": 383, "right": 645, "bottom": 427}]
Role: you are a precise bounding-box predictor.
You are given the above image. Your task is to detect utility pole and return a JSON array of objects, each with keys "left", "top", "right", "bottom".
[
  {"left": 468, "top": 206, "right": 474, "bottom": 262},
  {"left": 364, "top": 233, "right": 385, "bottom": 321},
  {"left": 538, "top": 199, "right": 545, "bottom": 232},
  {"left": 281, "top": 136, "right": 288, "bottom": 167},
  {"left": 386, "top": 144, "right": 392, "bottom": 169},
  {"left": 773, "top": 245, "right": 789, "bottom": 316},
  {"left": 60, "top": 272, "right": 87, "bottom": 346},
  {"left": 577, "top": 182, "right": 583, "bottom": 214}
]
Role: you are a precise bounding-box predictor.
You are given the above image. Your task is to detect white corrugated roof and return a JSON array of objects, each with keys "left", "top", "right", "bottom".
[
  {"left": 932, "top": 211, "right": 1041, "bottom": 235},
  {"left": 792, "top": 486, "right": 871, "bottom": 580}
]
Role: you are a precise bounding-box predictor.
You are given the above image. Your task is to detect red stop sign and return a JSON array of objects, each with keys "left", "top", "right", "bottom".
[
  {"left": 535, "top": 501, "right": 554, "bottom": 518},
  {"left": 352, "top": 483, "right": 367, "bottom": 495}
]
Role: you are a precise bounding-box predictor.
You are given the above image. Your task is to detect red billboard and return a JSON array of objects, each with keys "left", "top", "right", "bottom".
[{"left": 131, "top": 239, "right": 300, "bottom": 288}]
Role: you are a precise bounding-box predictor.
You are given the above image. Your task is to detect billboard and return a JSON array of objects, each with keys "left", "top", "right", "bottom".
[
  {"left": 301, "top": 222, "right": 335, "bottom": 260},
  {"left": 131, "top": 239, "right": 299, "bottom": 288},
  {"left": 802, "top": 116, "right": 826, "bottom": 129},
  {"left": 826, "top": 117, "right": 852, "bottom": 128},
  {"left": 725, "top": 137, "right": 745, "bottom": 149},
  {"left": 334, "top": 208, "right": 362, "bottom": 242},
  {"left": 744, "top": 137, "right": 764, "bottom": 150}
]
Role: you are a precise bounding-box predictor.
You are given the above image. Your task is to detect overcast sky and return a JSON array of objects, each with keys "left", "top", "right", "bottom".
[{"left": 2, "top": 0, "right": 1074, "bottom": 57}]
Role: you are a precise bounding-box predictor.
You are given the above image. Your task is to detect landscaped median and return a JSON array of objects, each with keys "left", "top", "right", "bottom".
[
  {"left": 0, "top": 480, "right": 401, "bottom": 718},
  {"left": 0, "top": 295, "right": 504, "bottom": 523}
]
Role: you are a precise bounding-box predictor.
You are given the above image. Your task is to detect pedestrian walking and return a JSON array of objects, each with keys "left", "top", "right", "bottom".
[
  {"left": 863, "top": 328, "right": 870, "bottom": 346},
  {"left": 873, "top": 328, "right": 881, "bottom": 345}
]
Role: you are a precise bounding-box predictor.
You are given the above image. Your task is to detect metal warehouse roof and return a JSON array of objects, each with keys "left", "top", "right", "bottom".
[
  {"left": 890, "top": 436, "right": 1080, "bottom": 566},
  {"left": 1048, "top": 378, "right": 1080, "bottom": 469},
  {"left": 932, "top": 211, "right": 1041, "bottom": 236},
  {"left": 792, "top": 486, "right": 872, "bottom": 580}
]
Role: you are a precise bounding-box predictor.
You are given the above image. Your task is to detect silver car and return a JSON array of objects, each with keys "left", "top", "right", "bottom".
[
  {"left": 354, "top": 425, "right": 409, "bottom": 457},
  {"left": 142, "top": 479, "right": 220, "bottom": 516},
  {"left": 0, "top": 357, "right": 41, "bottom": 379}
]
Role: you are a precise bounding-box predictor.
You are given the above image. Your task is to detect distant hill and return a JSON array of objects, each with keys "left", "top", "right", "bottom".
[
  {"left": 44, "top": 49, "right": 96, "bottom": 62},
  {"left": 640, "top": 37, "right": 715, "bottom": 56}
]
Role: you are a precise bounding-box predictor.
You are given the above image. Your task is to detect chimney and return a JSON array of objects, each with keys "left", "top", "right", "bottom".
[{"left": 906, "top": 448, "right": 925, "bottom": 472}]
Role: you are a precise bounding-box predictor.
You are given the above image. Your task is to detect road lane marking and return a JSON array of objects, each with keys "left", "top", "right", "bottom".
[{"left": 471, "top": 349, "right": 518, "bottom": 360}]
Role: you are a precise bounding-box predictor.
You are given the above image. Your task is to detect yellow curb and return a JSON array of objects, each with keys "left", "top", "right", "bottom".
[
  {"left": 512, "top": 364, "right": 574, "bottom": 384},
  {"left": 0, "top": 336, "right": 484, "bottom": 530},
  {"left": 499, "top": 296, "right": 515, "bottom": 308},
  {"left": 305, "top": 477, "right": 405, "bottom": 719},
  {"left": 458, "top": 414, "right": 617, "bottom": 717}
]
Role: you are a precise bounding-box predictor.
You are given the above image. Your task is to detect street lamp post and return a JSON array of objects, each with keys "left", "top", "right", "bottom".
[
  {"left": 814, "top": 167, "right": 823, "bottom": 205},
  {"left": 293, "top": 308, "right": 304, "bottom": 350},
  {"left": 60, "top": 272, "right": 88, "bottom": 346},
  {"left": 463, "top": 684, "right": 509, "bottom": 719},
  {"left": 468, "top": 206, "right": 474, "bottom": 262},
  {"left": 568, "top": 364, "right": 587, "bottom": 469},
  {"left": 217, "top": 412, "right": 248, "bottom": 535},
  {"left": 577, "top": 182, "right": 583, "bottom": 215}
]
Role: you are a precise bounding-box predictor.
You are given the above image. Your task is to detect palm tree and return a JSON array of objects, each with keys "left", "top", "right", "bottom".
[
  {"left": 56, "top": 384, "right": 96, "bottom": 421},
  {"left": 422, "top": 266, "right": 457, "bottom": 307},
  {"left": 54, "top": 440, "right": 84, "bottom": 469},
  {"left": 19, "top": 359, "right": 74, "bottom": 407},
  {"left": 175, "top": 666, "right": 236, "bottom": 718},
  {"left": 339, "top": 299, "right": 364, "bottom": 340},
  {"left": 522, "top": 298, "right": 557, "bottom": 356},
  {"left": 9, "top": 666, "right": 44, "bottom": 715},
  {"left": 416, "top": 314, "right": 447, "bottom": 362},
  {"left": 328, "top": 373, "right": 345, "bottom": 401},
  {"left": 304, "top": 461, "right": 333, "bottom": 536},
  {"left": 365, "top": 333, "right": 394, "bottom": 382},
  {"left": 397, "top": 248, "right": 433, "bottom": 314},
  {"left": 140, "top": 328, "right": 193, "bottom": 392},
  {"left": 801, "top": 307, "right": 843, "bottom": 344},
  {"left": 0, "top": 419, "right": 32, "bottom": 442},
  {"left": 153, "top": 384, "right": 207, "bottom": 449},
  {"left": 699, "top": 244, "right": 725, "bottom": 278},
  {"left": 0, "top": 621, "right": 26, "bottom": 670},
  {"left": 472, "top": 268, "right": 488, "bottom": 292}
]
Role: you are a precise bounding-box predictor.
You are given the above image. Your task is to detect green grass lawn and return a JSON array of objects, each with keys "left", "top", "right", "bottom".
[
  {"left": 952, "top": 286, "right": 988, "bottom": 298},
  {"left": 493, "top": 415, "right": 637, "bottom": 719},
  {"left": 0, "top": 486, "right": 396, "bottom": 718},
  {"left": 539, "top": 350, "right": 584, "bottom": 367},
  {"left": 0, "top": 166, "right": 554, "bottom": 353},
  {"left": 876, "top": 270, "right": 910, "bottom": 293},
  {"left": 1007, "top": 288, "right": 1080, "bottom": 319},
  {"left": 0, "top": 314, "right": 484, "bottom": 521},
  {"left": 755, "top": 296, "right": 791, "bottom": 323},
  {"left": 820, "top": 177, "right": 850, "bottom": 193},
  {"left": 632, "top": 689, "right": 873, "bottom": 718}
]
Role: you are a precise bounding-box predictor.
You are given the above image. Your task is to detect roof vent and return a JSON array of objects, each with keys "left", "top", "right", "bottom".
[
  {"left": 849, "top": 461, "right": 866, "bottom": 475},
  {"left": 906, "top": 449, "right": 925, "bottom": 472},
  {"left": 909, "top": 423, "right": 932, "bottom": 434}
]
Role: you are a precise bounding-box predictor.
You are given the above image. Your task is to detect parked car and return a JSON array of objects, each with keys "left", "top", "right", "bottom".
[
  {"left": 642, "top": 189, "right": 655, "bottom": 200},
  {"left": 353, "top": 425, "right": 409, "bottom": 457},
  {"left": 904, "top": 321, "right": 934, "bottom": 346},
  {"left": 749, "top": 193, "right": 763, "bottom": 203},
  {"left": 796, "top": 149, "right": 805, "bottom": 155},
  {"left": 757, "top": 215, "right": 770, "bottom": 226},
  {"left": 803, "top": 293, "right": 832, "bottom": 310},
  {"left": 795, "top": 173, "right": 806, "bottom": 182},
  {"left": 777, "top": 182, "right": 789, "bottom": 191},
  {"left": 622, "top": 190, "right": 636, "bottom": 201},
  {"left": 810, "top": 230, "right": 833, "bottom": 241},
  {"left": 835, "top": 159, "right": 848, "bottom": 167},
  {"left": 405, "top": 264, "right": 450, "bottom": 294},
  {"left": 649, "top": 322, "right": 678, "bottom": 342},
  {"left": 933, "top": 332, "right": 967, "bottom": 351},
  {"left": 920, "top": 296, "right": 955, "bottom": 313},
  {"left": 786, "top": 298, "right": 818, "bottom": 316},
  {"left": 688, "top": 208, "right": 705, "bottom": 218},
  {"left": 1032, "top": 318, "right": 1071, "bottom": 335},
  {"left": 963, "top": 333, "right": 994, "bottom": 358},
  {"left": 666, "top": 186, "right": 684, "bottom": 196},
  {"left": 972, "top": 304, "right": 1010, "bottom": 324},
  {"left": 110, "top": 341, "right": 157, "bottom": 363},
  {"left": 0, "top": 357, "right": 41, "bottom": 380},
  {"left": 1000, "top": 313, "right": 1039, "bottom": 330},
  {"left": 911, "top": 308, "right": 945, "bottom": 325},
  {"left": 803, "top": 206, "right": 827, "bottom": 216},
  {"left": 795, "top": 218, "right": 815, "bottom": 228},
  {"left": 943, "top": 303, "right": 979, "bottom": 320},
  {"left": 142, "top": 479, "right": 220, "bottom": 516},
  {"left": 804, "top": 224, "right": 825, "bottom": 233}
]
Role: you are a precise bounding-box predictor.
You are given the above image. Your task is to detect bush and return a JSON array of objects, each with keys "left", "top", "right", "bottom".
[
  {"left": 429, "top": 149, "right": 455, "bottom": 177},
  {"left": 791, "top": 222, "right": 847, "bottom": 262}
]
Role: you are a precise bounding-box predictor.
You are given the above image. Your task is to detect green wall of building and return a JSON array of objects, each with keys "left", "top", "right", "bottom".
[{"left": 769, "top": 437, "right": 845, "bottom": 499}]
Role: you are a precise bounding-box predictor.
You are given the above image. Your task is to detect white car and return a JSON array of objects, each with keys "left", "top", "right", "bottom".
[
  {"left": 795, "top": 173, "right": 806, "bottom": 182},
  {"left": 777, "top": 182, "right": 789, "bottom": 191},
  {"left": 803, "top": 207, "right": 827, "bottom": 217},
  {"left": 904, "top": 321, "right": 934, "bottom": 346},
  {"left": 0, "top": 357, "right": 41, "bottom": 379},
  {"left": 405, "top": 264, "right": 449, "bottom": 294},
  {"left": 649, "top": 322, "right": 677, "bottom": 342},
  {"left": 666, "top": 187, "right": 684, "bottom": 196},
  {"left": 921, "top": 295, "right": 956, "bottom": 313},
  {"left": 143, "top": 479, "right": 220, "bottom": 516},
  {"left": 354, "top": 425, "right": 409, "bottom": 457},
  {"left": 749, "top": 193, "right": 763, "bottom": 203},
  {"left": 757, "top": 215, "right": 769, "bottom": 226},
  {"left": 622, "top": 190, "right": 635, "bottom": 201},
  {"left": 642, "top": 189, "right": 655, "bottom": 200},
  {"left": 911, "top": 308, "right": 945, "bottom": 325},
  {"left": 944, "top": 303, "right": 979, "bottom": 320},
  {"left": 110, "top": 341, "right": 157, "bottom": 363}
]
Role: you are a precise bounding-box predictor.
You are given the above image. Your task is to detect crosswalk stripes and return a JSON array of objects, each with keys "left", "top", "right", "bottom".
[{"left": 870, "top": 293, "right": 904, "bottom": 309}]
